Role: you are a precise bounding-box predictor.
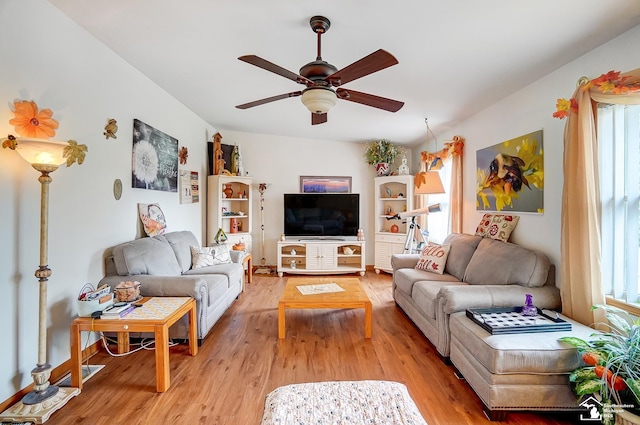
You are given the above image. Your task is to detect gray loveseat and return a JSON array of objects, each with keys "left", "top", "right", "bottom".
[
  {"left": 98, "top": 231, "right": 244, "bottom": 342},
  {"left": 391, "top": 233, "right": 561, "bottom": 359}
]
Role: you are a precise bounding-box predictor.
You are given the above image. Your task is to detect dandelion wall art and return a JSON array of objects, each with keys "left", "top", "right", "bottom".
[
  {"left": 476, "top": 130, "right": 544, "bottom": 213},
  {"left": 132, "top": 119, "right": 178, "bottom": 192}
]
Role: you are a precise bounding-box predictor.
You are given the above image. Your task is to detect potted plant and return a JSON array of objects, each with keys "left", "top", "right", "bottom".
[
  {"left": 364, "top": 139, "right": 401, "bottom": 176},
  {"left": 559, "top": 305, "right": 640, "bottom": 424}
]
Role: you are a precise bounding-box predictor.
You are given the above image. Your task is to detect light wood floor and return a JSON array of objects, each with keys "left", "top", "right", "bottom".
[{"left": 48, "top": 272, "right": 576, "bottom": 425}]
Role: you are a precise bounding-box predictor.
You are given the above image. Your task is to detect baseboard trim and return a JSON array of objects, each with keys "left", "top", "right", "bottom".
[{"left": 0, "top": 339, "right": 102, "bottom": 413}]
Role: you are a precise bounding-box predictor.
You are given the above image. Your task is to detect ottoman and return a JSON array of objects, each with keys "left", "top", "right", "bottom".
[
  {"left": 449, "top": 311, "right": 596, "bottom": 421},
  {"left": 260, "top": 380, "right": 427, "bottom": 425}
]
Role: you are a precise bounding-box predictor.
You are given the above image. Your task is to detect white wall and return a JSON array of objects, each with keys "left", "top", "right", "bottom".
[
  {"left": 0, "top": 0, "right": 216, "bottom": 402},
  {"left": 436, "top": 24, "right": 640, "bottom": 276}
]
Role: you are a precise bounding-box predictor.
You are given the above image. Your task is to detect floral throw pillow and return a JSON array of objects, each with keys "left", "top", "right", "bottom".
[
  {"left": 415, "top": 243, "right": 451, "bottom": 274},
  {"left": 475, "top": 213, "right": 520, "bottom": 242},
  {"left": 190, "top": 244, "right": 232, "bottom": 269}
]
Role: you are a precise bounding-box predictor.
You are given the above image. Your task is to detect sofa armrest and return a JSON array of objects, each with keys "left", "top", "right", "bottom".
[
  {"left": 229, "top": 250, "right": 245, "bottom": 264},
  {"left": 98, "top": 275, "right": 208, "bottom": 302},
  {"left": 391, "top": 254, "right": 421, "bottom": 271},
  {"left": 437, "top": 284, "right": 561, "bottom": 315}
]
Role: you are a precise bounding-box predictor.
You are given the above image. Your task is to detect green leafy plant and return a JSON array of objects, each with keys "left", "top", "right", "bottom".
[
  {"left": 364, "top": 139, "right": 401, "bottom": 165},
  {"left": 559, "top": 305, "right": 640, "bottom": 423}
]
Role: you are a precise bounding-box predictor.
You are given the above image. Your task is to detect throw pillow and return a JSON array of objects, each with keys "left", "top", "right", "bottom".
[
  {"left": 138, "top": 203, "right": 167, "bottom": 237},
  {"left": 475, "top": 213, "right": 519, "bottom": 242},
  {"left": 190, "top": 244, "right": 232, "bottom": 269},
  {"left": 415, "top": 243, "right": 451, "bottom": 274}
]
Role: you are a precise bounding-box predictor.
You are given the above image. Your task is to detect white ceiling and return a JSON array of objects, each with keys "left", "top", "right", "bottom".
[{"left": 48, "top": 0, "right": 640, "bottom": 146}]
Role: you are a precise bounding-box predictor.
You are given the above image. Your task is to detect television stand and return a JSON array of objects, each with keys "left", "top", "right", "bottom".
[{"left": 277, "top": 240, "right": 365, "bottom": 277}]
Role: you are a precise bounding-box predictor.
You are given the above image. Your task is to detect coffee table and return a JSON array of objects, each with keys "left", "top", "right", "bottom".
[
  {"left": 70, "top": 297, "right": 197, "bottom": 392},
  {"left": 278, "top": 277, "right": 372, "bottom": 339}
]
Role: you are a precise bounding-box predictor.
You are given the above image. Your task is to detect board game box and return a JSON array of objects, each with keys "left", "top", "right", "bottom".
[{"left": 466, "top": 307, "right": 572, "bottom": 335}]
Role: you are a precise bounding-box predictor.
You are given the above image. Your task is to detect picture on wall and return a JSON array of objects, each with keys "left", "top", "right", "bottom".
[
  {"left": 476, "top": 130, "right": 544, "bottom": 213},
  {"left": 132, "top": 119, "right": 178, "bottom": 192},
  {"left": 179, "top": 170, "right": 199, "bottom": 204},
  {"left": 300, "top": 176, "right": 352, "bottom": 193}
]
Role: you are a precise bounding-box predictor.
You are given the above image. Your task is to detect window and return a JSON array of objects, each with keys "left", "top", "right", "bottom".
[{"left": 599, "top": 103, "right": 640, "bottom": 307}]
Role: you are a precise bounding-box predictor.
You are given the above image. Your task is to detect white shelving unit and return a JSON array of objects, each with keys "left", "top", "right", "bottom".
[
  {"left": 277, "top": 239, "right": 365, "bottom": 277},
  {"left": 374, "top": 175, "right": 415, "bottom": 274},
  {"left": 207, "top": 175, "right": 253, "bottom": 251}
]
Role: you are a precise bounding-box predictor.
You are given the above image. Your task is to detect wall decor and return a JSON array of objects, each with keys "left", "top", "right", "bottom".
[
  {"left": 476, "top": 130, "right": 544, "bottom": 213},
  {"left": 132, "top": 119, "right": 178, "bottom": 192},
  {"left": 179, "top": 170, "right": 199, "bottom": 204},
  {"left": 113, "top": 178, "right": 123, "bottom": 200},
  {"left": 300, "top": 176, "right": 352, "bottom": 193},
  {"left": 178, "top": 146, "right": 188, "bottom": 164},
  {"left": 104, "top": 118, "right": 118, "bottom": 139},
  {"left": 138, "top": 203, "right": 167, "bottom": 237}
]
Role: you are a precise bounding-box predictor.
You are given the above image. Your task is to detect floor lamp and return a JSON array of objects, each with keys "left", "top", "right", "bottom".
[{"left": 1, "top": 137, "right": 80, "bottom": 424}]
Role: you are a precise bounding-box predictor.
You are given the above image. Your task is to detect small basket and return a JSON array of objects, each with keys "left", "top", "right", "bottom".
[
  {"left": 77, "top": 293, "right": 114, "bottom": 317},
  {"left": 114, "top": 281, "right": 141, "bottom": 302}
]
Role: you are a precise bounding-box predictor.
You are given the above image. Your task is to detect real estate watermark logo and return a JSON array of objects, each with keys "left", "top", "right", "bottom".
[
  {"left": 579, "top": 396, "right": 602, "bottom": 421},
  {"left": 579, "top": 396, "right": 636, "bottom": 422}
]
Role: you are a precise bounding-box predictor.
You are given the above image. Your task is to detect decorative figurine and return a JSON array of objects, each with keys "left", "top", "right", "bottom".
[
  {"left": 213, "top": 132, "right": 225, "bottom": 175},
  {"left": 522, "top": 293, "right": 537, "bottom": 316},
  {"left": 104, "top": 118, "right": 118, "bottom": 139},
  {"left": 398, "top": 157, "right": 410, "bottom": 175}
]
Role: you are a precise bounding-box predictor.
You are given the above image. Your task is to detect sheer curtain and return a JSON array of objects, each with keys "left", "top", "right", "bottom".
[
  {"left": 560, "top": 69, "right": 640, "bottom": 325},
  {"left": 417, "top": 136, "right": 465, "bottom": 244}
]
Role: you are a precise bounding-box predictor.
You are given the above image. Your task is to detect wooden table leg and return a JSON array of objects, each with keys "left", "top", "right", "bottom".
[
  {"left": 364, "top": 301, "right": 372, "bottom": 338},
  {"left": 117, "top": 331, "right": 130, "bottom": 354},
  {"left": 155, "top": 324, "right": 170, "bottom": 392},
  {"left": 70, "top": 323, "right": 82, "bottom": 389},
  {"left": 188, "top": 301, "right": 198, "bottom": 356},
  {"left": 247, "top": 255, "right": 253, "bottom": 284},
  {"left": 278, "top": 301, "right": 286, "bottom": 339}
]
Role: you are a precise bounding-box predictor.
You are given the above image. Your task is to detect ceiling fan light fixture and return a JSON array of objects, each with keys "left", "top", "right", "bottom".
[{"left": 301, "top": 87, "right": 337, "bottom": 114}]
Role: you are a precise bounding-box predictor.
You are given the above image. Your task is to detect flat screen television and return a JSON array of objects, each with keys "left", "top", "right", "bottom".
[{"left": 284, "top": 193, "right": 359, "bottom": 238}]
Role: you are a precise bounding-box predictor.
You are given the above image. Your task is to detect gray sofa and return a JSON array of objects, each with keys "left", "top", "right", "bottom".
[
  {"left": 391, "top": 233, "right": 561, "bottom": 358},
  {"left": 98, "top": 231, "right": 244, "bottom": 342}
]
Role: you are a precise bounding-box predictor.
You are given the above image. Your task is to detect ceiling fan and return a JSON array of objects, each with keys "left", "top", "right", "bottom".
[{"left": 236, "top": 16, "right": 404, "bottom": 125}]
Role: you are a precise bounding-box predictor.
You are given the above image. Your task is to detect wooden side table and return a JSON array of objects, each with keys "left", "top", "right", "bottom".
[
  {"left": 242, "top": 253, "right": 252, "bottom": 288},
  {"left": 70, "top": 297, "right": 197, "bottom": 392}
]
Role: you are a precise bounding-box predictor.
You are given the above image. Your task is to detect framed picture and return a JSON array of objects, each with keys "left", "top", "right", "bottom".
[
  {"left": 179, "top": 170, "right": 199, "bottom": 204},
  {"left": 476, "top": 130, "right": 544, "bottom": 213},
  {"left": 300, "top": 176, "right": 352, "bottom": 193},
  {"left": 132, "top": 119, "right": 178, "bottom": 192}
]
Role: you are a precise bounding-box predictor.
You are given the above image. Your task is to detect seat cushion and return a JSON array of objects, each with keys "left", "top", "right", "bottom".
[
  {"left": 449, "top": 311, "right": 596, "bottom": 375},
  {"left": 394, "top": 268, "right": 460, "bottom": 297}
]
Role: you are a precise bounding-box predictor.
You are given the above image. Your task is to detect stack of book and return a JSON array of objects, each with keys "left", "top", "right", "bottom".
[{"left": 101, "top": 303, "right": 135, "bottom": 318}]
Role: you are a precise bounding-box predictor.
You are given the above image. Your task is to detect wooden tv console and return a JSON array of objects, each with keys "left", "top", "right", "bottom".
[{"left": 277, "top": 239, "right": 365, "bottom": 277}]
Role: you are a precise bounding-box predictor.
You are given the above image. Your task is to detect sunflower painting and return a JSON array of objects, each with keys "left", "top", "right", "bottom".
[
  {"left": 476, "top": 130, "right": 544, "bottom": 213},
  {"left": 132, "top": 119, "right": 178, "bottom": 192}
]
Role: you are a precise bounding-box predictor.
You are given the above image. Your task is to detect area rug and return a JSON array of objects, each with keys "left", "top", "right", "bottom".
[{"left": 260, "top": 380, "right": 428, "bottom": 425}]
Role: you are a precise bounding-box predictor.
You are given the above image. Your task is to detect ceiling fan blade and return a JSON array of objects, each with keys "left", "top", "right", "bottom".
[
  {"left": 312, "top": 113, "right": 328, "bottom": 125},
  {"left": 336, "top": 88, "right": 404, "bottom": 112},
  {"left": 239, "top": 55, "right": 313, "bottom": 86},
  {"left": 328, "top": 49, "right": 398, "bottom": 86},
  {"left": 236, "top": 91, "right": 302, "bottom": 109}
]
